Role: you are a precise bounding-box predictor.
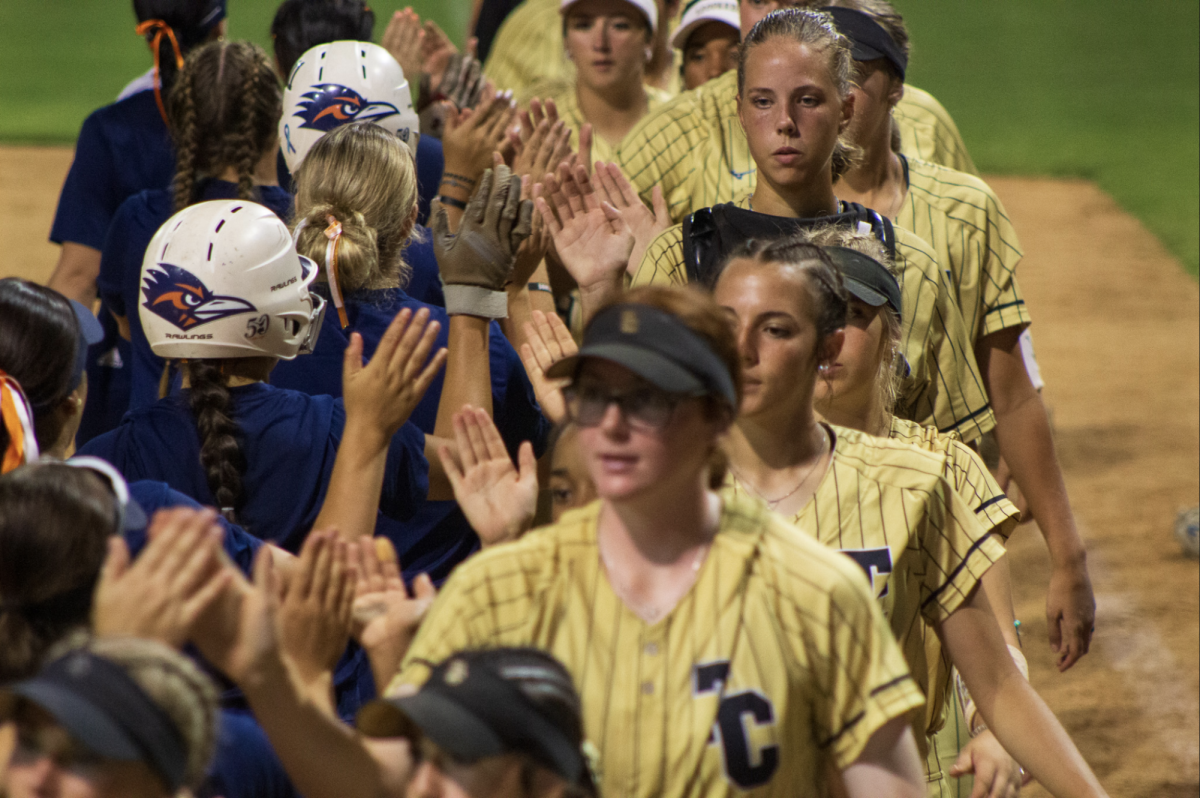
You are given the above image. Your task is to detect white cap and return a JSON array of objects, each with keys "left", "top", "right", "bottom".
[
  {"left": 670, "top": 0, "right": 739, "bottom": 50},
  {"left": 560, "top": 0, "right": 658, "bottom": 34},
  {"left": 279, "top": 40, "right": 419, "bottom": 174}
]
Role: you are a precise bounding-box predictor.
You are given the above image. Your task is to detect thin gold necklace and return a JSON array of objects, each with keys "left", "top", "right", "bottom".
[{"left": 732, "top": 426, "right": 828, "bottom": 510}]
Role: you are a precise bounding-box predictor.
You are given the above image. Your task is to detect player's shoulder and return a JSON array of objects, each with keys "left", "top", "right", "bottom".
[
  {"left": 622, "top": 70, "right": 736, "bottom": 144},
  {"left": 888, "top": 416, "right": 959, "bottom": 453},
  {"left": 631, "top": 224, "right": 686, "bottom": 286},
  {"left": 828, "top": 424, "right": 952, "bottom": 491},
  {"left": 905, "top": 156, "right": 1003, "bottom": 212},
  {"left": 895, "top": 84, "right": 953, "bottom": 126},
  {"left": 889, "top": 223, "right": 941, "bottom": 276}
]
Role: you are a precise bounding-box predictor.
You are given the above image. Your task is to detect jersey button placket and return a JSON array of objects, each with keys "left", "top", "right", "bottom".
[{"left": 635, "top": 626, "right": 667, "bottom": 795}]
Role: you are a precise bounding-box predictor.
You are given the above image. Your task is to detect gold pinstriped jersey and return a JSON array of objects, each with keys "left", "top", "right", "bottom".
[
  {"left": 521, "top": 82, "right": 675, "bottom": 165},
  {"left": 890, "top": 87, "right": 978, "bottom": 177},
  {"left": 630, "top": 197, "right": 995, "bottom": 442},
  {"left": 615, "top": 71, "right": 976, "bottom": 222},
  {"left": 725, "top": 424, "right": 1006, "bottom": 763},
  {"left": 896, "top": 156, "right": 1029, "bottom": 344},
  {"left": 483, "top": 0, "right": 569, "bottom": 95},
  {"left": 888, "top": 417, "right": 1019, "bottom": 542},
  {"left": 390, "top": 491, "right": 925, "bottom": 797}
]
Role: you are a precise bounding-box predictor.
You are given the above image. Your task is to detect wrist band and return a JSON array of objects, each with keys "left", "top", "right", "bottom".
[
  {"left": 527, "top": 282, "right": 552, "bottom": 293},
  {"left": 437, "top": 195, "right": 468, "bottom": 210},
  {"left": 442, "top": 284, "right": 509, "bottom": 319},
  {"left": 442, "top": 171, "right": 477, "bottom": 185}
]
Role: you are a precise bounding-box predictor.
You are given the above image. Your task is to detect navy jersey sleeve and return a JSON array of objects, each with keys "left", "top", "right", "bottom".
[
  {"left": 381, "top": 421, "right": 430, "bottom": 521},
  {"left": 125, "top": 481, "right": 262, "bottom": 575},
  {"left": 403, "top": 230, "right": 445, "bottom": 308},
  {"left": 97, "top": 194, "right": 149, "bottom": 316},
  {"left": 199, "top": 710, "right": 301, "bottom": 798},
  {"left": 489, "top": 323, "right": 553, "bottom": 458},
  {"left": 415, "top": 136, "right": 444, "bottom": 228},
  {"left": 49, "top": 111, "right": 123, "bottom": 250}
]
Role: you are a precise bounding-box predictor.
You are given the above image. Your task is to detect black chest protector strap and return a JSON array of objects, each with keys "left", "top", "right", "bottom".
[{"left": 682, "top": 202, "right": 896, "bottom": 289}]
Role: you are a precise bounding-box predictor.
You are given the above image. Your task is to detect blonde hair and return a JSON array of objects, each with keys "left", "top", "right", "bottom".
[
  {"left": 800, "top": 224, "right": 903, "bottom": 417},
  {"left": 292, "top": 122, "right": 420, "bottom": 292},
  {"left": 737, "top": 9, "right": 861, "bottom": 180},
  {"left": 85, "top": 637, "right": 220, "bottom": 791}
]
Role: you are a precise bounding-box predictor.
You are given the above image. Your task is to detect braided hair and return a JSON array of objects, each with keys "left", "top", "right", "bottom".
[
  {"left": 166, "top": 40, "right": 282, "bottom": 212},
  {"left": 183, "top": 359, "right": 246, "bottom": 522}
]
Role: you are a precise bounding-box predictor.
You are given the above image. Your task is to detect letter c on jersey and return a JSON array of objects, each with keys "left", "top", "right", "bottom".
[{"left": 694, "top": 660, "right": 780, "bottom": 789}]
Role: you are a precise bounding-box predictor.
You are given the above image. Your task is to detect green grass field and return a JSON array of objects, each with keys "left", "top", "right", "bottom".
[{"left": 1, "top": 1, "right": 1196, "bottom": 274}]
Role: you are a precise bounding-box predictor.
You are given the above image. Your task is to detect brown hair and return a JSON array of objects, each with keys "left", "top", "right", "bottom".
[
  {"left": 800, "top": 225, "right": 902, "bottom": 415},
  {"left": 292, "top": 122, "right": 420, "bottom": 293},
  {"left": 596, "top": 285, "right": 741, "bottom": 489},
  {"left": 167, "top": 40, "right": 282, "bottom": 212},
  {"left": 737, "top": 8, "right": 859, "bottom": 180},
  {"left": 0, "top": 464, "right": 117, "bottom": 681},
  {"left": 824, "top": 0, "right": 910, "bottom": 70}
]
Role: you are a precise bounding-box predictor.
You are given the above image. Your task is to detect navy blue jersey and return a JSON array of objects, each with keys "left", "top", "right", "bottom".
[
  {"left": 75, "top": 306, "right": 133, "bottom": 447},
  {"left": 98, "top": 180, "right": 294, "bottom": 412},
  {"left": 270, "top": 288, "right": 551, "bottom": 582},
  {"left": 402, "top": 228, "right": 445, "bottom": 308},
  {"left": 49, "top": 91, "right": 175, "bottom": 250},
  {"left": 124, "top": 480, "right": 262, "bottom": 574},
  {"left": 80, "top": 383, "right": 429, "bottom": 553},
  {"left": 414, "top": 135, "right": 444, "bottom": 228},
  {"left": 200, "top": 710, "right": 300, "bottom": 798}
]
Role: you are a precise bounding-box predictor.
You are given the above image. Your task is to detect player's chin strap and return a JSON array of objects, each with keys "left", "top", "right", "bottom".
[
  {"left": 0, "top": 370, "right": 40, "bottom": 475},
  {"left": 323, "top": 216, "right": 350, "bottom": 329},
  {"left": 135, "top": 20, "right": 186, "bottom": 127}
]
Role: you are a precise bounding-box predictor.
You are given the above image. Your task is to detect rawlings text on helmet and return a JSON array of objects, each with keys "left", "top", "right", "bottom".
[
  {"left": 293, "top": 84, "right": 401, "bottom": 132},
  {"left": 142, "top": 262, "right": 257, "bottom": 330}
]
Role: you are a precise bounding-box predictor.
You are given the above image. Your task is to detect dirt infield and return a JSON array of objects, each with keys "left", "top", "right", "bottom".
[{"left": 3, "top": 147, "right": 1198, "bottom": 796}]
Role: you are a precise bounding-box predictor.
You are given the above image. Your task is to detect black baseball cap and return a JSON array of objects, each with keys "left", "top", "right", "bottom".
[
  {"left": 546, "top": 303, "right": 737, "bottom": 408},
  {"left": 0, "top": 650, "right": 189, "bottom": 790},
  {"left": 358, "top": 650, "right": 596, "bottom": 794},
  {"left": 823, "top": 245, "right": 902, "bottom": 322},
  {"left": 823, "top": 7, "right": 907, "bottom": 81}
]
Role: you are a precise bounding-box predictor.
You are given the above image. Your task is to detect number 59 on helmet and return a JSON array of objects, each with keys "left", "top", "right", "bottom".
[
  {"left": 279, "top": 40, "right": 420, "bottom": 173},
  {"left": 139, "top": 200, "right": 326, "bottom": 361}
]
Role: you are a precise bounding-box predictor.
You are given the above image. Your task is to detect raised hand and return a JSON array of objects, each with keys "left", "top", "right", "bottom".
[
  {"left": 436, "top": 406, "right": 538, "bottom": 547},
  {"left": 92, "top": 507, "right": 230, "bottom": 648},
  {"left": 190, "top": 546, "right": 280, "bottom": 688},
  {"left": 433, "top": 163, "right": 535, "bottom": 317},
  {"left": 350, "top": 537, "right": 437, "bottom": 690},
  {"left": 276, "top": 531, "right": 358, "bottom": 687},
  {"left": 512, "top": 99, "right": 575, "bottom": 183},
  {"left": 535, "top": 164, "right": 633, "bottom": 316},
  {"left": 593, "top": 162, "right": 670, "bottom": 275},
  {"left": 519, "top": 309, "right": 578, "bottom": 424},
  {"left": 420, "top": 20, "right": 464, "bottom": 92},
  {"left": 381, "top": 8, "right": 425, "bottom": 86},
  {"left": 341, "top": 307, "right": 447, "bottom": 446},
  {"left": 440, "top": 85, "right": 516, "bottom": 179}
]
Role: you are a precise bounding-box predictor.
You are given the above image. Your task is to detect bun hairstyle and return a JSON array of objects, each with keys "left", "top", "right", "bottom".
[
  {"left": 85, "top": 637, "right": 220, "bottom": 791},
  {"left": 737, "top": 8, "right": 861, "bottom": 180},
  {"left": 293, "top": 122, "right": 421, "bottom": 293},
  {"left": 0, "top": 278, "right": 81, "bottom": 451},
  {"left": 167, "top": 40, "right": 283, "bottom": 212},
  {"left": 0, "top": 464, "right": 117, "bottom": 682},
  {"left": 800, "top": 225, "right": 903, "bottom": 415},
  {"left": 271, "top": 0, "right": 376, "bottom": 77},
  {"left": 602, "top": 285, "right": 742, "bottom": 489}
]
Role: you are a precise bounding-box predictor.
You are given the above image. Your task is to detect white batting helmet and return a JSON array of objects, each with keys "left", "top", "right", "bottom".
[
  {"left": 671, "top": 0, "right": 739, "bottom": 50},
  {"left": 139, "top": 200, "right": 326, "bottom": 361},
  {"left": 279, "top": 40, "right": 420, "bottom": 173}
]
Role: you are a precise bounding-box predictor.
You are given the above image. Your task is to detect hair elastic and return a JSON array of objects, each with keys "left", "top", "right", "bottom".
[
  {"left": 0, "top": 370, "right": 40, "bottom": 475},
  {"left": 324, "top": 215, "right": 350, "bottom": 328},
  {"left": 135, "top": 20, "right": 186, "bottom": 126}
]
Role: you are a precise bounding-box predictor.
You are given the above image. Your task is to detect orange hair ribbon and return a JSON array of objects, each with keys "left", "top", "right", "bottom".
[
  {"left": 0, "top": 370, "right": 40, "bottom": 474},
  {"left": 324, "top": 216, "right": 350, "bottom": 328},
  {"left": 135, "top": 19, "right": 186, "bottom": 126}
]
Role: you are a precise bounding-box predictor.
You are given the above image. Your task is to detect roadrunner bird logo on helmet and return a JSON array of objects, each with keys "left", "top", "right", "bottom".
[
  {"left": 142, "top": 263, "right": 257, "bottom": 330},
  {"left": 293, "top": 84, "right": 402, "bottom": 132}
]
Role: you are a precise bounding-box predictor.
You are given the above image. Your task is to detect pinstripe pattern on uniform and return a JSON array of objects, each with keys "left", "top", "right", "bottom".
[
  {"left": 629, "top": 200, "right": 995, "bottom": 441},
  {"left": 726, "top": 424, "right": 1006, "bottom": 778},
  {"left": 897, "top": 156, "right": 1030, "bottom": 344},
  {"left": 483, "top": 0, "right": 571, "bottom": 94},
  {"left": 890, "top": 86, "right": 978, "bottom": 177},
  {"left": 616, "top": 70, "right": 978, "bottom": 222},
  {"left": 520, "top": 81, "right": 674, "bottom": 165},
  {"left": 391, "top": 491, "right": 924, "bottom": 797}
]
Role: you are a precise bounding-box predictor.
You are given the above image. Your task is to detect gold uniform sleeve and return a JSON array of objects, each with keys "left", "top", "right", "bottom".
[
  {"left": 631, "top": 224, "right": 687, "bottom": 287},
  {"left": 898, "top": 157, "right": 1031, "bottom": 344},
  {"left": 617, "top": 84, "right": 712, "bottom": 220},
  {"left": 893, "top": 86, "right": 979, "bottom": 177},
  {"left": 892, "top": 226, "right": 995, "bottom": 442},
  {"left": 482, "top": 0, "right": 569, "bottom": 94}
]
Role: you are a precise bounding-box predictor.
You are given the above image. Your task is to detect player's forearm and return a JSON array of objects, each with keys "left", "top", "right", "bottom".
[
  {"left": 578, "top": 277, "right": 624, "bottom": 326},
  {"left": 314, "top": 417, "right": 390, "bottom": 540},
  {"left": 980, "top": 557, "right": 1021, "bottom": 649},
  {"left": 942, "top": 590, "right": 1107, "bottom": 798},
  {"left": 48, "top": 242, "right": 101, "bottom": 305},
  {"left": 434, "top": 315, "right": 493, "bottom": 441},
  {"left": 840, "top": 717, "right": 925, "bottom": 798},
  {"left": 241, "top": 654, "right": 391, "bottom": 798}
]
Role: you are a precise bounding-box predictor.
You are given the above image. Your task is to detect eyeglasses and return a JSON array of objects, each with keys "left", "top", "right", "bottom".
[{"left": 563, "top": 383, "right": 687, "bottom": 430}]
